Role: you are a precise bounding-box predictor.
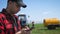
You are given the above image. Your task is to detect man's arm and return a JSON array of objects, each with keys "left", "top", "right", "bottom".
[
  {"left": 15, "top": 26, "right": 31, "bottom": 34},
  {"left": 0, "top": 21, "right": 5, "bottom": 34},
  {"left": 0, "top": 15, "right": 6, "bottom": 34}
]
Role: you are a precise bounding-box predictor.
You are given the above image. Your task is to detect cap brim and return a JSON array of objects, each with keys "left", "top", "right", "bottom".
[{"left": 17, "top": 2, "right": 27, "bottom": 8}]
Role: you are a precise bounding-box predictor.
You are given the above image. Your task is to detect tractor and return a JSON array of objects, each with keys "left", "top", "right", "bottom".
[{"left": 43, "top": 18, "right": 60, "bottom": 30}]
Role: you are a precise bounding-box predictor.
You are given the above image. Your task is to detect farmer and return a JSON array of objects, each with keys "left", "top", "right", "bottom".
[{"left": 0, "top": 0, "right": 30, "bottom": 34}]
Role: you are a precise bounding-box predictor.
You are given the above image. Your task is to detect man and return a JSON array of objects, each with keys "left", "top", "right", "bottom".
[{"left": 0, "top": 0, "right": 30, "bottom": 34}]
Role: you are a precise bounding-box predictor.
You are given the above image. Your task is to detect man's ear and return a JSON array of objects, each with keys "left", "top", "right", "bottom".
[
  {"left": 8, "top": 1, "right": 13, "bottom": 5},
  {"left": 7, "top": 1, "right": 13, "bottom": 9}
]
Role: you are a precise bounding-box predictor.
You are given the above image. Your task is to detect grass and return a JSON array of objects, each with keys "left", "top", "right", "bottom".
[{"left": 29, "top": 24, "right": 60, "bottom": 34}]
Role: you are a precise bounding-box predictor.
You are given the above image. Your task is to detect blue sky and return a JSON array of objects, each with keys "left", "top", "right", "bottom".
[{"left": 0, "top": 0, "right": 60, "bottom": 23}]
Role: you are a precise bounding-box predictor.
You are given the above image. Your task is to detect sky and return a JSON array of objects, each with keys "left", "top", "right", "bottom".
[{"left": 0, "top": 0, "right": 60, "bottom": 23}]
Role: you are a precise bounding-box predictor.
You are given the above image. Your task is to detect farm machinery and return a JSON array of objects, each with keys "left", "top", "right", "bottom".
[{"left": 43, "top": 18, "right": 60, "bottom": 29}]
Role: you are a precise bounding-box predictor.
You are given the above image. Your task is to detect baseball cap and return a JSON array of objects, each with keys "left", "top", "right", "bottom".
[{"left": 8, "top": 0, "right": 27, "bottom": 8}]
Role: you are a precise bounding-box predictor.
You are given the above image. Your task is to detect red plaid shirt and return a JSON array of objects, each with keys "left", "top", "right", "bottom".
[{"left": 0, "top": 9, "right": 21, "bottom": 34}]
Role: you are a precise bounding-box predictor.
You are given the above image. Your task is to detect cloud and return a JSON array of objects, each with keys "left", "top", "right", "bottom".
[{"left": 42, "top": 11, "right": 50, "bottom": 15}]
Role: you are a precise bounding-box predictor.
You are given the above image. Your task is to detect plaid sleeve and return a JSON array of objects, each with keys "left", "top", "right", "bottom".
[{"left": 0, "top": 19, "right": 5, "bottom": 34}]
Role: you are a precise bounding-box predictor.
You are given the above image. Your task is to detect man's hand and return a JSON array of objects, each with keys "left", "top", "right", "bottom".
[
  {"left": 15, "top": 31, "right": 21, "bottom": 34},
  {"left": 15, "top": 26, "right": 31, "bottom": 34}
]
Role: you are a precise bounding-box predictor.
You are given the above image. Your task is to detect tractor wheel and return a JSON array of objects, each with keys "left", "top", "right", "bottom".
[{"left": 47, "top": 25, "right": 56, "bottom": 30}]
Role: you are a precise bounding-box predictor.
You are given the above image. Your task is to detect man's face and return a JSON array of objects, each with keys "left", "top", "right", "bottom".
[{"left": 9, "top": 1, "right": 21, "bottom": 14}]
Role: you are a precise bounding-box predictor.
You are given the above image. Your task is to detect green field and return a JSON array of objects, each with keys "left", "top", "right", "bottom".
[{"left": 30, "top": 24, "right": 60, "bottom": 34}]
